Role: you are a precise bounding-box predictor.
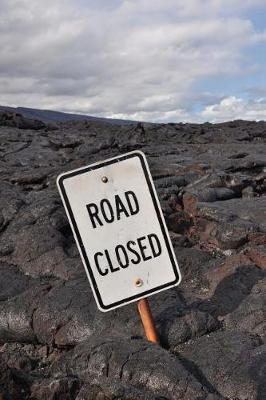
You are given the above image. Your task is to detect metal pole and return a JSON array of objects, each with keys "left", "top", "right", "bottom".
[{"left": 137, "top": 298, "right": 159, "bottom": 344}]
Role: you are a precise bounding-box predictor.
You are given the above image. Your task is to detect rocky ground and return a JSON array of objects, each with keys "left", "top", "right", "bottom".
[{"left": 0, "top": 110, "right": 265, "bottom": 399}]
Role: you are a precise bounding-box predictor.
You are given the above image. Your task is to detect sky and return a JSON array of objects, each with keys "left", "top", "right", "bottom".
[{"left": 1, "top": 0, "right": 266, "bottom": 123}]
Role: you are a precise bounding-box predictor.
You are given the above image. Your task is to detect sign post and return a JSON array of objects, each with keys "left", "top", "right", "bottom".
[
  {"left": 137, "top": 298, "right": 159, "bottom": 343},
  {"left": 57, "top": 151, "right": 181, "bottom": 343}
]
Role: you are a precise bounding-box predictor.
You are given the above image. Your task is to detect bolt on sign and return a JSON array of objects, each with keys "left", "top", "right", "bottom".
[{"left": 57, "top": 151, "right": 181, "bottom": 312}]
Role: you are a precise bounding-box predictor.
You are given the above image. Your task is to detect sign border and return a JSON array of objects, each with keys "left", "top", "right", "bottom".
[{"left": 57, "top": 150, "right": 181, "bottom": 311}]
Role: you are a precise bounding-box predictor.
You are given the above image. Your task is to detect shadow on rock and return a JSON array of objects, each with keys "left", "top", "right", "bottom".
[{"left": 195, "top": 264, "right": 265, "bottom": 318}]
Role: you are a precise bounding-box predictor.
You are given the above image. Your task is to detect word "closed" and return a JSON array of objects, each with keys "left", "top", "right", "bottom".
[{"left": 94, "top": 233, "right": 161, "bottom": 276}]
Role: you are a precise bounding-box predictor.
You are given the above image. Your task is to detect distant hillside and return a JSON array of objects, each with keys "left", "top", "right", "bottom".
[{"left": 0, "top": 105, "right": 137, "bottom": 125}]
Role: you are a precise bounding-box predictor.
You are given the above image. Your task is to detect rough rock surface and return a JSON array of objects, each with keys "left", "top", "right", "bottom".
[{"left": 0, "top": 111, "right": 265, "bottom": 399}]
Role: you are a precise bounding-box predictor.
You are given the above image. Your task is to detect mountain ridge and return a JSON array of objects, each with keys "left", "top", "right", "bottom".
[{"left": 0, "top": 105, "right": 137, "bottom": 125}]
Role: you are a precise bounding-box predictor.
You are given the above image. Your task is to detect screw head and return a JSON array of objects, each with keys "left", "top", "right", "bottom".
[
  {"left": 101, "top": 176, "right": 108, "bottom": 183},
  {"left": 135, "top": 278, "right": 143, "bottom": 287}
]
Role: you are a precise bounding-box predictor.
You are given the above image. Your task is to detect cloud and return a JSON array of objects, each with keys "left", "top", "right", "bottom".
[
  {"left": 200, "top": 95, "right": 266, "bottom": 121},
  {"left": 0, "top": 0, "right": 266, "bottom": 121}
]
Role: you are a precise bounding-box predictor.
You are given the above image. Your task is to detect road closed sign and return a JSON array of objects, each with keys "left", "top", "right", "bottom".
[{"left": 57, "top": 151, "right": 181, "bottom": 312}]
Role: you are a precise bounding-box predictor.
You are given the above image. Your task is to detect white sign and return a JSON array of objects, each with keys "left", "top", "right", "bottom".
[{"left": 57, "top": 151, "right": 181, "bottom": 312}]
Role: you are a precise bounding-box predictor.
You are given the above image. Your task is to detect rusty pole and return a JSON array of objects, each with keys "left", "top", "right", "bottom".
[{"left": 137, "top": 298, "right": 159, "bottom": 344}]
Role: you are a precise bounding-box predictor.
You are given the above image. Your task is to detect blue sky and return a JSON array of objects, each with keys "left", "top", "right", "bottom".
[{"left": 1, "top": 0, "right": 266, "bottom": 122}]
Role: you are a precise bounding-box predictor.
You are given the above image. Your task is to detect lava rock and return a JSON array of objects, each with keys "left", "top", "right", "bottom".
[
  {"left": 0, "top": 117, "right": 265, "bottom": 398},
  {"left": 176, "top": 331, "right": 265, "bottom": 400},
  {"left": 224, "top": 278, "right": 266, "bottom": 341},
  {"left": 0, "top": 111, "right": 46, "bottom": 130},
  {"left": 51, "top": 335, "right": 216, "bottom": 399}
]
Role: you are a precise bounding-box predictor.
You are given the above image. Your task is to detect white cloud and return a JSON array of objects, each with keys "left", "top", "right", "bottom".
[
  {"left": 0, "top": 0, "right": 266, "bottom": 121},
  {"left": 200, "top": 95, "right": 266, "bottom": 121}
]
